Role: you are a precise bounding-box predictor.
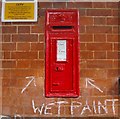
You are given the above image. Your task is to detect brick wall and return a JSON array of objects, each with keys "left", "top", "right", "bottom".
[{"left": 1, "top": 2, "right": 120, "bottom": 118}]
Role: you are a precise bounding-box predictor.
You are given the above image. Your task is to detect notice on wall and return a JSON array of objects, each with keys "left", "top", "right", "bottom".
[
  {"left": 57, "top": 40, "right": 67, "bottom": 61},
  {"left": 1, "top": 0, "right": 37, "bottom": 22}
]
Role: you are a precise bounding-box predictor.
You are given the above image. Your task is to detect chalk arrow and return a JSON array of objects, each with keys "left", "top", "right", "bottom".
[
  {"left": 85, "top": 78, "right": 103, "bottom": 93},
  {"left": 21, "top": 76, "right": 36, "bottom": 94}
]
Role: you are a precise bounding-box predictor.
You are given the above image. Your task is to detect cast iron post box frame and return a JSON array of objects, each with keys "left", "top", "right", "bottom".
[{"left": 45, "top": 9, "right": 79, "bottom": 98}]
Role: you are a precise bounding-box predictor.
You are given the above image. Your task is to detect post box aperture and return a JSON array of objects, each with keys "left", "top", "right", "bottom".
[{"left": 45, "top": 10, "right": 79, "bottom": 97}]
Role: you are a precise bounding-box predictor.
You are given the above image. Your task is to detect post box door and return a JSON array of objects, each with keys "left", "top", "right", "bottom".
[
  {"left": 45, "top": 35, "right": 79, "bottom": 97},
  {"left": 51, "top": 38, "right": 73, "bottom": 91}
]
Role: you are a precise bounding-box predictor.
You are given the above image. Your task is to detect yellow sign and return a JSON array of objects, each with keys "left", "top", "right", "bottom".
[{"left": 4, "top": 3, "right": 35, "bottom": 20}]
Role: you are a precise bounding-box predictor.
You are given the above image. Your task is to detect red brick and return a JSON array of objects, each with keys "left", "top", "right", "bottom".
[
  {"left": 17, "top": 60, "right": 30, "bottom": 68},
  {"left": 12, "top": 69, "right": 37, "bottom": 77},
  {"left": 2, "top": 78, "right": 11, "bottom": 87},
  {"left": 2, "top": 43, "right": 16, "bottom": 51},
  {"left": 80, "top": 60, "right": 87, "bottom": 68},
  {"left": 87, "top": 43, "right": 112, "bottom": 51},
  {"left": 79, "top": 26, "right": 85, "bottom": 33},
  {"left": 87, "top": 60, "right": 113, "bottom": 68},
  {"left": 31, "top": 60, "right": 44, "bottom": 68},
  {"left": 94, "top": 34, "right": 106, "bottom": 42},
  {"left": 2, "top": 87, "right": 11, "bottom": 97},
  {"left": 117, "top": 18, "right": 120, "bottom": 25},
  {"left": 2, "top": 35, "right": 11, "bottom": 42},
  {"left": 107, "top": 18, "right": 118, "bottom": 25},
  {"left": 107, "top": 69, "right": 118, "bottom": 77},
  {"left": 9, "top": 79, "right": 18, "bottom": 87},
  {"left": 107, "top": 35, "right": 118, "bottom": 42},
  {"left": 31, "top": 25, "right": 44, "bottom": 33},
  {"left": 4, "top": 52, "right": 11, "bottom": 59},
  {"left": 87, "top": 9, "right": 111, "bottom": 16},
  {"left": 2, "top": 61, "right": 16, "bottom": 68},
  {"left": 114, "top": 43, "right": 119, "bottom": 51},
  {"left": 106, "top": 2, "right": 118, "bottom": 8},
  {"left": 80, "top": 51, "right": 93, "bottom": 59},
  {"left": 13, "top": 106, "right": 23, "bottom": 114},
  {"left": 31, "top": 17, "right": 45, "bottom": 33},
  {"left": 23, "top": 106, "right": 35, "bottom": 115},
  {"left": 21, "top": 97, "right": 33, "bottom": 106},
  {"left": 38, "top": 9, "right": 45, "bottom": 17},
  {"left": 11, "top": 52, "right": 38, "bottom": 59},
  {"left": 3, "top": 69, "right": 11, "bottom": 77},
  {"left": 17, "top": 43, "right": 30, "bottom": 51},
  {"left": 80, "top": 17, "right": 93, "bottom": 25},
  {"left": 107, "top": 51, "right": 118, "bottom": 59},
  {"left": 12, "top": 35, "right": 38, "bottom": 42},
  {"left": 38, "top": 2, "right": 52, "bottom": 8},
  {"left": 9, "top": 87, "right": 21, "bottom": 97},
  {"left": 53, "top": 2, "right": 66, "bottom": 8},
  {"left": 79, "top": 9, "right": 86, "bottom": 16},
  {"left": 2, "top": 22, "right": 11, "bottom": 26},
  {"left": 39, "top": 51, "right": 44, "bottom": 59},
  {"left": 67, "top": 2, "right": 92, "bottom": 8},
  {"left": 93, "top": 2, "right": 106, "bottom": 8},
  {"left": 80, "top": 34, "right": 93, "bottom": 42},
  {"left": 86, "top": 26, "right": 112, "bottom": 33},
  {"left": 18, "top": 26, "right": 30, "bottom": 33},
  {"left": 80, "top": 69, "right": 107, "bottom": 79},
  {"left": 80, "top": 43, "right": 87, "bottom": 50},
  {"left": 11, "top": 22, "right": 33, "bottom": 25},
  {"left": 0, "top": 51, "right": 3, "bottom": 59},
  {"left": 2, "top": 26, "right": 16, "bottom": 34},
  {"left": 16, "top": 78, "right": 27, "bottom": 87},
  {"left": 112, "top": 10, "right": 118, "bottom": 16},
  {"left": 2, "top": 106, "right": 11, "bottom": 115},
  {"left": 9, "top": 90, "right": 19, "bottom": 100},
  {"left": 112, "top": 26, "right": 118, "bottom": 33},
  {"left": 39, "top": 34, "right": 45, "bottom": 42},
  {"left": 31, "top": 43, "right": 44, "bottom": 51},
  {"left": 113, "top": 60, "right": 119, "bottom": 68},
  {"left": 94, "top": 17, "right": 106, "bottom": 25},
  {"left": 94, "top": 52, "right": 106, "bottom": 59}
]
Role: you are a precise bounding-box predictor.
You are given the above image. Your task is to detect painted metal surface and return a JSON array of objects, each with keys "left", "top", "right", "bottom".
[{"left": 45, "top": 9, "right": 79, "bottom": 97}]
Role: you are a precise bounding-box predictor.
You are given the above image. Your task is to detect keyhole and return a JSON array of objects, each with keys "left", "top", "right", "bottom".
[{"left": 56, "top": 67, "right": 59, "bottom": 71}]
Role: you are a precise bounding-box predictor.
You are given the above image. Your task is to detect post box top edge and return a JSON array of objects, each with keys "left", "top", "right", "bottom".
[{"left": 46, "top": 9, "right": 79, "bottom": 14}]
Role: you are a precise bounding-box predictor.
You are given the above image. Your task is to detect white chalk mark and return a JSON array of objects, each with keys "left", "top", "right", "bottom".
[
  {"left": 81, "top": 100, "right": 92, "bottom": 115},
  {"left": 93, "top": 100, "right": 97, "bottom": 114},
  {"left": 14, "top": 114, "right": 22, "bottom": 119},
  {"left": 71, "top": 101, "right": 82, "bottom": 115},
  {"left": 32, "top": 100, "right": 44, "bottom": 115},
  {"left": 56, "top": 101, "right": 69, "bottom": 115},
  {"left": 0, "top": 115, "right": 10, "bottom": 119},
  {"left": 21, "top": 76, "right": 36, "bottom": 94},
  {"left": 98, "top": 101, "right": 108, "bottom": 114},
  {"left": 44, "top": 102, "right": 55, "bottom": 115},
  {"left": 31, "top": 98, "right": 118, "bottom": 116},
  {"left": 105, "top": 99, "right": 118, "bottom": 115},
  {"left": 85, "top": 78, "right": 103, "bottom": 93}
]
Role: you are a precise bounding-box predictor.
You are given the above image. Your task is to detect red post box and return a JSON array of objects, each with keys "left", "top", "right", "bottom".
[{"left": 45, "top": 9, "right": 79, "bottom": 97}]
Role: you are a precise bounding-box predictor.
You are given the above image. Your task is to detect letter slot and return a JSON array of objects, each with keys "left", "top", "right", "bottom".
[
  {"left": 52, "top": 26, "right": 73, "bottom": 30},
  {"left": 45, "top": 10, "right": 79, "bottom": 97}
]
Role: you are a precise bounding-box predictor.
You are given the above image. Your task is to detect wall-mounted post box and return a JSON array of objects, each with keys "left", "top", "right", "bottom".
[{"left": 45, "top": 10, "right": 79, "bottom": 97}]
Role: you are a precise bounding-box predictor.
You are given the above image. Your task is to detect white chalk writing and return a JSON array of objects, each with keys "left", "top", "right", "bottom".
[
  {"left": 81, "top": 100, "right": 92, "bottom": 115},
  {"left": 32, "top": 98, "right": 118, "bottom": 116}
]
